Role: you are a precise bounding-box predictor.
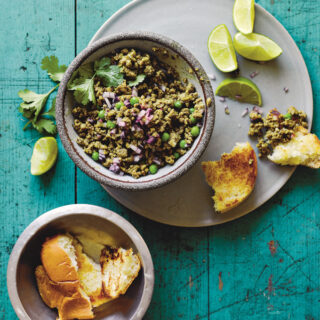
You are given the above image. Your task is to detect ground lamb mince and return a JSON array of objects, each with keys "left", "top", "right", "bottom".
[
  {"left": 248, "top": 106, "right": 308, "bottom": 157},
  {"left": 72, "top": 48, "right": 205, "bottom": 178}
]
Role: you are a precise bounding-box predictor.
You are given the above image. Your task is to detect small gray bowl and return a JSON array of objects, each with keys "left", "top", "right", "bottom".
[
  {"left": 7, "top": 204, "right": 154, "bottom": 320},
  {"left": 56, "top": 31, "right": 215, "bottom": 191}
]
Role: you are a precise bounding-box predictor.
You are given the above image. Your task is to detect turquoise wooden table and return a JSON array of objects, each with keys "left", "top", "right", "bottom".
[{"left": 1, "top": 0, "right": 319, "bottom": 319}]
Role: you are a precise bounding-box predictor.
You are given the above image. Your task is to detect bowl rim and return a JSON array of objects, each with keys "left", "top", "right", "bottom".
[
  {"left": 7, "top": 204, "right": 154, "bottom": 320},
  {"left": 56, "top": 31, "right": 215, "bottom": 191}
]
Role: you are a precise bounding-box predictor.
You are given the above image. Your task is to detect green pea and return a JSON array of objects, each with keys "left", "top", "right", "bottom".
[
  {"left": 191, "top": 126, "right": 200, "bottom": 137},
  {"left": 189, "top": 108, "right": 195, "bottom": 114},
  {"left": 106, "top": 120, "right": 116, "bottom": 129},
  {"left": 130, "top": 97, "right": 139, "bottom": 106},
  {"left": 284, "top": 113, "right": 292, "bottom": 120},
  {"left": 179, "top": 140, "right": 187, "bottom": 149},
  {"left": 162, "top": 132, "right": 170, "bottom": 142},
  {"left": 174, "top": 152, "right": 180, "bottom": 159},
  {"left": 190, "top": 115, "right": 197, "bottom": 124},
  {"left": 115, "top": 101, "right": 124, "bottom": 110},
  {"left": 98, "top": 110, "right": 105, "bottom": 119},
  {"left": 92, "top": 151, "right": 99, "bottom": 161},
  {"left": 174, "top": 100, "right": 182, "bottom": 109},
  {"left": 149, "top": 164, "right": 158, "bottom": 174}
]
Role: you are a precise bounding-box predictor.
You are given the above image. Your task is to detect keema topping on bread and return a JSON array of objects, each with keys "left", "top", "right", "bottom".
[
  {"left": 202, "top": 142, "right": 257, "bottom": 213},
  {"left": 35, "top": 233, "right": 141, "bottom": 319}
]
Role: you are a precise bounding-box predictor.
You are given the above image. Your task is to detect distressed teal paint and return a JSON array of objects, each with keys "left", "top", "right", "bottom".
[{"left": 1, "top": 1, "right": 319, "bottom": 319}]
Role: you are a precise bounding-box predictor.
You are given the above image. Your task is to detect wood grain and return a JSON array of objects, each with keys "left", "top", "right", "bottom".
[{"left": 1, "top": 0, "right": 319, "bottom": 319}]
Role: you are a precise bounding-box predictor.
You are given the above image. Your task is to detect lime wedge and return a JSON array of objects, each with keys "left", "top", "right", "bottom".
[
  {"left": 233, "top": 32, "right": 283, "bottom": 61},
  {"left": 215, "top": 77, "right": 262, "bottom": 106},
  {"left": 31, "top": 137, "right": 58, "bottom": 175},
  {"left": 233, "top": 0, "right": 255, "bottom": 34},
  {"left": 208, "top": 24, "right": 238, "bottom": 72}
]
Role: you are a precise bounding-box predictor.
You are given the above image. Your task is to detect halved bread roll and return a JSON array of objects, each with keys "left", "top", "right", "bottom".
[{"left": 202, "top": 142, "right": 257, "bottom": 213}]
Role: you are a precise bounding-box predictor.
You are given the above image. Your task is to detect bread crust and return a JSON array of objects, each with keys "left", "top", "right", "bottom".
[
  {"left": 202, "top": 142, "right": 257, "bottom": 213},
  {"left": 41, "top": 235, "right": 79, "bottom": 283}
]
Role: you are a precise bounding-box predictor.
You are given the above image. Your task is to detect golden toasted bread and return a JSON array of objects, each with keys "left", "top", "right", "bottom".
[
  {"left": 100, "top": 247, "right": 141, "bottom": 299},
  {"left": 268, "top": 126, "right": 320, "bottom": 168},
  {"left": 35, "top": 265, "right": 94, "bottom": 320},
  {"left": 202, "top": 142, "right": 257, "bottom": 213}
]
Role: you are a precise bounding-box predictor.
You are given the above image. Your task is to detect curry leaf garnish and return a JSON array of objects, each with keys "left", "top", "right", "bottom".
[
  {"left": 41, "top": 56, "right": 67, "bottom": 82},
  {"left": 128, "top": 74, "right": 146, "bottom": 87}
]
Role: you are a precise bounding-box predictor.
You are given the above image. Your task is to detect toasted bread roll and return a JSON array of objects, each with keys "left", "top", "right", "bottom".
[
  {"left": 202, "top": 142, "right": 257, "bottom": 213},
  {"left": 268, "top": 126, "right": 320, "bottom": 168},
  {"left": 58, "top": 289, "right": 94, "bottom": 320},
  {"left": 41, "top": 234, "right": 79, "bottom": 283},
  {"left": 100, "top": 247, "right": 141, "bottom": 299},
  {"left": 35, "top": 265, "right": 94, "bottom": 320}
]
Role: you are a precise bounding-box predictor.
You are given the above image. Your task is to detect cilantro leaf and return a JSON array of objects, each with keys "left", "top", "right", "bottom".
[
  {"left": 42, "top": 98, "right": 56, "bottom": 118},
  {"left": 96, "top": 65, "right": 124, "bottom": 87},
  {"left": 128, "top": 74, "right": 146, "bottom": 87},
  {"left": 33, "top": 118, "right": 57, "bottom": 135},
  {"left": 18, "top": 86, "right": 57, "bottom": 121},
  {"left": 68, "top": 77, "right": 96, "bottom": 105},
  {"left": 41, "top": 56, "right": 67, "bottom": 82},
  {"left": 94, "top": 57, "right": 111, "bottom": 71}
]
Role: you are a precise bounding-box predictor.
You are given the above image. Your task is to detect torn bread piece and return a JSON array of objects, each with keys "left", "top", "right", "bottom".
[
  {"left": 100, "top": 247, "right": 141, "bottom": 299},
  {"left": 202, "top": 142, "right": 257, "bottom": 213},
  {"left": 35, "top": 265, "right": 94, "bottom": 320},
  {"left": 268, "top": 126, "right": 320, "bottom": 168}
]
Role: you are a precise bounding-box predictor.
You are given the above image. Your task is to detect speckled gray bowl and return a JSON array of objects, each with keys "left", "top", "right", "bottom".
[
  {"left": 7, "top": 204, "right": 154, "bottom": 320},
  {"left": 56, "top": 31, "right": 215, "bottom": 191}
]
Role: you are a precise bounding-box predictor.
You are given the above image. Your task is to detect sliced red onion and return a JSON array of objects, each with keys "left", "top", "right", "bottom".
[
  {"left": 87, "top": 118, "right": 95, "bottom": 124},
  {"left": 241, "top": 108, "right": 249, "bottom": 117},
  {"left": 98, "top": 150, "right": 106, "bottom": 162},
  {"left": 113, "top": 94, "right": 119, "bottom": 103},
  {"left": 124, "top": 99, "right": 131, "bottom": 107},
  {"left": 136, "top": 110, "right": 146, "bottom": 121},
  {"left": 153, "top": 158, "right": 161, "bottom": 165},
  {"left": 102, "top": 93, "right": 112, "bottom": 108},
  {"left": 132, "top": 87, "right": 138, "bottom": 97},
  {"left": 159, "top": 84, "right": 166, "bottom": 92},
  {"left": 253, "top": 106, "right": 263, "bottom": 114},
  {"left": 235, "top": 95, "right": 242, "bottom": 99},
  {"left": 120, "top": 131, "right": 126, "bottom": 139},
  {"left": 117, "top": 117, "right": 126, "bottom": 127},
  {"left": 109, "top": 163, "right": 120, "bottom": 173},
  {"left": 130, "top": 144, "right": 142, "bottom": 154},
  {"left": 146, "top": 136, "right": 156, "bottom": 144},
  {"left": 133, "top": 154, "right": 143, "bottom": 162},
  {"left": 103, "top": 92, "right": 116, "bottom": 100},
  {"left": 208, "top": 73, "right": 216, "bottom": 81},
  {"left": 197, "top": 122, "right": 202, "bottom": 127},
  {"left": 113, "top": 157, "right": 120, "bottom": 165},
  {"left": 109, "top": 129, "right": 116, "bottom": 135},
  {"left": 283, "top": 87, "right": 289, "bottom": 93},
  {"left": 219, "top": 97, "right": 226, "bottom": 102},
  {"left": 96, "top": 134, "right": 102, "bottom": 140},
  {"left": 119, "top": 171, "right": 125, "bottom": 176},
  {"left": 250, "top": 71, "right": 259, "bottom": 78},
  {"left": 98, "top": 119, "right": 103, "bottom": 123},
  {"left": 144, "top": 108, "right": 154, "bottom": 125}
]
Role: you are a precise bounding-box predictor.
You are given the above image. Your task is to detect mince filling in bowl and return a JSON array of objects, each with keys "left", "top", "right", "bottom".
[{"left": 69, "top": 48, "right": 206, "bottom": 178}]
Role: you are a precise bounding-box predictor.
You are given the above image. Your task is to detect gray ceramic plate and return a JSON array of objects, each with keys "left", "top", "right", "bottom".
[{"left": 92, "top": 0, "right": 313, "bottom": 227}]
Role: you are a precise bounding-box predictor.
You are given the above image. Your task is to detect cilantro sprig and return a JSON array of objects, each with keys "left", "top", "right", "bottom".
[
  {"left": 18, "top": 56, "right": 66, "bottom": 135},
  {"left": 68, "top": 57, "right": 125, "bottom": 106}
]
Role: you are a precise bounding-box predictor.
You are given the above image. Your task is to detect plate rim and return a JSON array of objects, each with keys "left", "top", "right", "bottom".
[{"left": 90, "top": 0, "right": 313, "bottom": 227}]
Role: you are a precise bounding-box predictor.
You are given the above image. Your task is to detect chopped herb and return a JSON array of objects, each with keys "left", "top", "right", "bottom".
[{"left": 128, "top": 74, "right": 146, "bottom": 87}]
